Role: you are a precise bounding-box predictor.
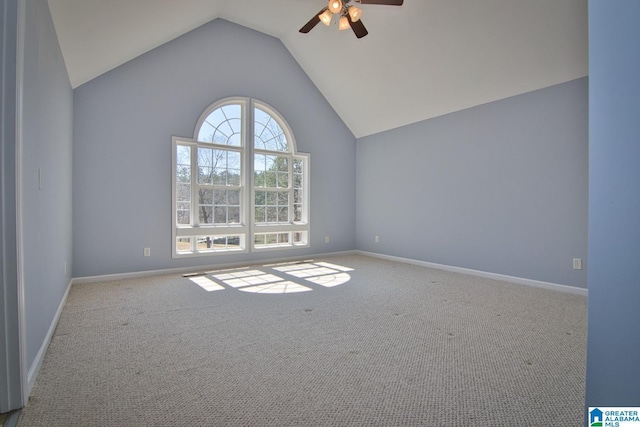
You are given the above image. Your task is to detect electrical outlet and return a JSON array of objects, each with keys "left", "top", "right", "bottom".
[
  {"left": 375, "top": 235, "right": 380, "bottom": 243},
  {"left": 144, "top": 248, "right": 151, "bottom": 257},
  {"left": 325, "top": 236, "right": 330, "bottom": 244},
  {"left": 573, "top": 258, "right": 582, "bottom": 270}
]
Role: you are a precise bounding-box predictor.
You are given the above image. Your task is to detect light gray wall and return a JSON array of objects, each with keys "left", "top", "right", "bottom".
[
  {"left": 356, "top": 78, "right": 588, "bottom": 288},
  {"left": 1, "top": 0, "right": 23, "bottom": 411},
  {"left": 21, "top": 0, "right": 73, "bottom": 370},
  {"left": 73, "top": 19, "right": 356, "bottom": 277},
  {"left": 586, "top": 0, "right": 640, "bottom": 408}
]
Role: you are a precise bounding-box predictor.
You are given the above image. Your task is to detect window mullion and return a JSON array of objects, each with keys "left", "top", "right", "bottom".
[
  {"left": 288, "top": 153, "right": 294, "bottom": 224},
  {"left": 246, "top": 99, "right": 255, "bottom": 249},
  {"left": 190, "top": 142, "right": 199, "bottom": 231}
]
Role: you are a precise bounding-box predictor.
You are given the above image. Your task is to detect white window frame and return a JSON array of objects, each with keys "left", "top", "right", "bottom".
[{"left": 172, "top": 97, "right": 310, "bottom": 258}]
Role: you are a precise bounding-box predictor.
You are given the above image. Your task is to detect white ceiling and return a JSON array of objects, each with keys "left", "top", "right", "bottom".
[{"left": 47, "top": 0, "right": 588, "bottom": 138}]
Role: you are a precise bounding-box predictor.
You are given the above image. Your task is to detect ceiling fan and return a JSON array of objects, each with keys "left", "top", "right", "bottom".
[{"left": 299, "top": 0, "right": 404, "bottom": 39}]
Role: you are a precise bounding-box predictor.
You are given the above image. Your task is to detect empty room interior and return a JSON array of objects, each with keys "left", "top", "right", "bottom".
[{"left": 1, "top": 0, "right": 639, "bottom": 425}]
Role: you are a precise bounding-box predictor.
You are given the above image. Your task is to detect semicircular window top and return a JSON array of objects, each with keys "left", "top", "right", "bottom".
[
  {"left": 197, "top": 103, "right": 242, "bottom": 146},
  {"left": 254, "top": 106, "right": 289, "bottom": 152},
  {"left": 172, "top": 98, "right": 310, "bottom": 257}
]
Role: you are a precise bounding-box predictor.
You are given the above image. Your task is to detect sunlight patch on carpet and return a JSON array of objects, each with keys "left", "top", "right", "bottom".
[
  {"left": 305, "top": 272, "right": 351, "bottom": 288},
  {"left": 188, "top": 276, "right": 224, "bottom": 292},
  {"left": 238, "top": 281, "right": 312, "bottom": 294},
  {"left": 187, "top": 260, "right": 354, "bottom": 294}
]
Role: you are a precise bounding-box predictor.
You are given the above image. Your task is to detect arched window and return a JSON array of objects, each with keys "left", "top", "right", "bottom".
[{"left": 172, "top": 98, "right": 309, "bottom": 256}]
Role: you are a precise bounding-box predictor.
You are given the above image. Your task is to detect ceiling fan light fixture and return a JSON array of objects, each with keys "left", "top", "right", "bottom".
[
  {"left": 348, "top": 6, "right": 362, "bottom": 22},
  {"left": 319, "top": 9, "right": 333, "bottom": 26},
  {"left": 303, "top": 0, "right": 401, "bottom": 38},
  {"left": 338, "top": 15, "right": 350, "bottom": 30},
  {"left": 328, "top": 0, "right": 343, "bottom": 14}
]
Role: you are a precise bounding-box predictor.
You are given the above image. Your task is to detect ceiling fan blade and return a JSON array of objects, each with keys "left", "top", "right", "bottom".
[
  {"left": 358, "top": 0, "right": 403, "bottom": 5},
  {"left": 299, "top": 8, "right": 327, "bottom": 33},
  {"left": 348, "top": 15, "right": 368, "bottom": 38}
]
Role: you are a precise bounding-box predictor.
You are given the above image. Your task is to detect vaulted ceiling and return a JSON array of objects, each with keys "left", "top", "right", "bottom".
[{"left": 47, "top": 0, "right": 587, "bottom": 138}]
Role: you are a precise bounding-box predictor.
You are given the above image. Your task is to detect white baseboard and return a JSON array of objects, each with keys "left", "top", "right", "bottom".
[
  {"left": 27, "top": 278, "right": 73, "bottom": 395},
  {"left": 356, "top": 251, "right": 588, "bottom": 296},
  {"left": 72, "top": 250, "right": 587, "bottom": 297},
  {"left": 72, "top": 250, "right": 359, "bottom": 285},
  {"left": 26, "top": 250, "right": 584, "bottom": 396}
]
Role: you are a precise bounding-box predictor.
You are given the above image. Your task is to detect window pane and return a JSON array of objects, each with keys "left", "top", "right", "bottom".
[
  {"left": 177, "top": 165, "right": 190, "bottom": 183},
  {"left": 177, "top": 145, "right": 191, "bottom": 163},
  {"left": 198, "top": 122, "right": 215, "bottom": 143},
  {"left": 177, "top": 209, "right": 190, "bottom": 225},
  {"left": 195, "top": 235, "right": 243, "bottom": 252},
  {"left": 197, "top": 168, "right": 211, "bottom": 184},
  {"left": 212, "top": 129, "right": 228, "bottom": 145},
  {"left": 255, "top": 154, "right": 267, "bottom": 170},
  {"left": 227, "top": 236, "right": 241, "bottom": 249},
  {"left": 214, "top": 189, "right": 226, "bottom": 204},
  {"left": 176, "top": 147, "right": 192, "bottom": 228},
  {"left": 176, "top": 184, "right": 191, "bottom": 202},
  {"left": 198, "top": 147, "right": 213, "bottom": 166},
  {"left": 198, "top": 189, "right": 212, "bottom": 205},
  {"left": 199, "top": 148, "right": 242, "bottom": 186},
  {"left": 212, "top": 150, "right": 227, "bottom": 184},
  {"left": 255, "top": 206, "right": 265, "bottom": 223},
  {"left": 228, "top": 207, "right": 240, "bottom": 223},
  {"left": 199, "top": 206, "right": 213, "bottom": 224},
  {"left": 253, "top": 232, "right": 294, "bottom": 248},
  {"left": 278, "top": 207, "right": 288, "bottom": 222},
  {"left": 214, "top": 206, "right": 227, "bottom": 223},
  {"left": 212, "top": 171, "right": 225, "bottom": 185},
  {"left": 266, "top": 191, "right": 276, "bottom": 205},
  {"left": 254, "top": 154, "right": 290, "bottom": 189},
  {"left": 293, "top": 231, "right": 307, "bottom": 245},
  {"left": 225, "top": 151, "right": 241, "bottom": 186},
  {"left": 198, "top": 148, "right": 214, "bottom": 184},
  {"left": 198, "top": 104, "right": 242, "bottom": 146},
  {"left": 228, "top": 151, "right": 240, "bottom": 168},
  {"left": 177, "top": 237, "right": 192, "bottom": 252},
  {"left": 177, "top": 201, "right": 190, "bottom": 211},
  {"left": 228, "top": 133, "right": 241, "bottom": 146},
  {"left": 254, "top": 170, "right": 265, "bottom": 188},
  {"left": 254, "top": 107, "right": 288, "bottom": 152},
  {"left": 293, "top": 158, "right": 302, "bottom": 173},
  {"left": 228, "top": 190, "right": 240, "bottom": 205},
  {"left": 265, "top": 155, "right": 275, "bottom": 170},
  {"left": 265, "top": 171, "right": 276, "bottom": 187},
  {"left": 266, "top": 207, "right": 277, "bottom": 222},
  {"left": 197, "top": 236, "right": 214, "bottom": 250},
  {"left": 228, "top": 169, "right": 241, "bottom": 186},
  {"left": 277, "top": 172, "right": 288, "bottom": 188}
]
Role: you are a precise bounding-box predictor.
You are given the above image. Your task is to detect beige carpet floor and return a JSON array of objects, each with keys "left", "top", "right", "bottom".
[{"left": 18, "top": 254, "right": 587, "bottom": 426}]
